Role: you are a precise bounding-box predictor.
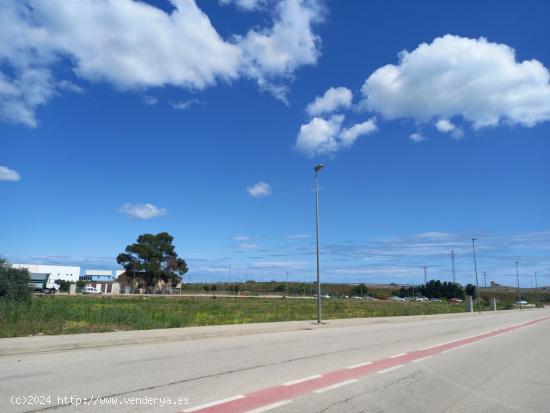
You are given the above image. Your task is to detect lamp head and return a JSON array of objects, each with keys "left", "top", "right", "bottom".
[{"left": 314, "top": 163, "right": 324, "bottom": 172}]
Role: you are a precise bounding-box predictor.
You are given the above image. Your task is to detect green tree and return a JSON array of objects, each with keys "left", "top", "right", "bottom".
[
  {"left": 55, "top": 279, "right": 72, "bottom": 292},
  {"left": 465, "top": 284, "right": 476, "bottom": 297},
  {"left": 0, "top": 259, "right": 31, "bottom": 301},
  {"left": 116, "top": 232, "right": 189, "bottom": 293},
  {"left": 350, "top": 283, "right": 368, "bottom": 297}
]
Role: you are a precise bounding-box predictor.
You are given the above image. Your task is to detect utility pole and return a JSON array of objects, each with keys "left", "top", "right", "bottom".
[
  {"left": 450, "top": 249, "right": 456, "bottom": 283},
  {"left": 422, "top": 266, "right": 428, "bottom": 285},
  {"left": 483, "top": 272, "right": 487, "bottom": 289},
  {"left": 515, "top": 261, "right": 521, "bottom": 310},
  {"left": 472, "top": 238, "right": 481, "bottom": 314}
]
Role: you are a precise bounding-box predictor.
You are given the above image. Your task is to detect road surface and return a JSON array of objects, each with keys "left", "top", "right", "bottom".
[{"left": 1, "top": 309, "right": 549, "bottom": 413}]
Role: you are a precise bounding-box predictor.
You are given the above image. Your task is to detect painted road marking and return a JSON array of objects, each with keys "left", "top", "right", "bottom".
[
  {"left": 177, "top": 315, "right": 550, "bottom": 413},
  {"left": 418, "top": 340, "right": 457, "bottom": 351},
  {"left": 282, "top": 375, "right": 322, "bottom": 386},
  {"left": 389, "top": 352, "right": 407, "bottom": 358},
  {"left": 412, "top": 355, "right": 433, "bottom": 363},
  {"left": 245, "top": 400, "right": 292, "bottom": 413},
  {"left": 347, "top": 361, "right": 372, "bottom": 369},
  {"left": 442, "top": 343, "right": 474, "bottom": 354},
  {"left": 182, "top": 395, "right": 246, "bottom": 412},
  {"left": 314, "top": 379, "right": 358, "bottom": 394},
  {"left": 377, "top": 364, "right": 404, "bottom": 374}
]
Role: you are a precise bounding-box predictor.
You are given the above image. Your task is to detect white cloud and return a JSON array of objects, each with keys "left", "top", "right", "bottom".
[
  {"left": 0, "top": 165, "right": 21, "bottom": 181},
  {"left": 118, "top": 203, "right": 166, "bottom": 219},
  {"left": 435, "top": 119, "right": 454, "bottom": 133},
  {"left": 409, "top": 132, "right": 426, "bottom": 142},
  {"left": 362, "top": 34, "right": 550, "bottom": 129},
  {"left": 435, "top": 119, "right": 464, "bottom": 139},
  {"left": 339, "top": 118, "right": 378, "bottom": 147},
  {"left": 171, "top": 99, "right": 203, "bottom": 110},
  {"left": 295, "top": 115, "right": 377, "bottom": 157},
  {"left": 295, "top": 115, "right": 344, "bottom": 157},
  {"left": 219, "top": 0, "right": 265, "bottom": 11},
  {"left": 142, "top": 95, "right": 158, "bottom": 106},
  {"left": 57, "top": 80, "right": 84, "bottom": 94},
  {"left": 0, "top": 0, "right": 324, "bottom": 126},
  {"left": 238, "top": 0, "right": 323, "bottom": 102},
  {"left": 306, "top": 87, "right": 353, "bottom": 116},
  {"left": 247, "top": 181, "right": 272, "bottom": 197}
]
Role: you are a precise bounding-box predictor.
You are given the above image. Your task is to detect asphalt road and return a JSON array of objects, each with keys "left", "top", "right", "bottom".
[{"left": 1, "top": 309, "right": 549, "bottom": 413}]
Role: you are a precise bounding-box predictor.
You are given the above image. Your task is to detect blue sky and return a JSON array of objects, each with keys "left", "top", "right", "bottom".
[{"left": 1, "top": 0, "right": 549, "bottom": 287}]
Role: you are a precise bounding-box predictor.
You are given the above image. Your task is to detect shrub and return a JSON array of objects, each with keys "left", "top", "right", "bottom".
[{"left": 0, "top": 260, "right": 31, "bottom": 301}]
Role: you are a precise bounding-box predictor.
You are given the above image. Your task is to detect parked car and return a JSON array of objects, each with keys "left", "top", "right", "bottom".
[
  {"left": 82, "top": 286, "right": 102, "bottom": 295},
  {"left": 389, "top": 296, "right": 405, "bottom": 301},
  {"left": 430, "top": 298, "right": 442, "bottom": 302},
  {"left": 415, "top": 296, "right": 429, "bottom": 302},
  {"left": 449, "top": 298, "right": 463, "bottom": 303},
  {"left": 515, "top": 300, "right": 528, "bottom": 305}
]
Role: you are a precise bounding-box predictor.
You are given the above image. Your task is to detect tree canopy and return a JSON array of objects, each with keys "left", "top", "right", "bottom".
[
  {"left": 0, "top": 259, "right": 31, "bottom": 301},
  {"left": 396, "top": 280, "right": 464, "bottom": 299},
  {"left": 116, "top": 232, "right": 188, "bottom": 292}
]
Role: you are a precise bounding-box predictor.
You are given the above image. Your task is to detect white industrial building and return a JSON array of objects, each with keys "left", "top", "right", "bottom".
[{"left": 12, "top": 264, "right": 81, "bottom": 289}]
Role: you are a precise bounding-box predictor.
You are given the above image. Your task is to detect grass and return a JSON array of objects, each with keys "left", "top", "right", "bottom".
[{"left": 0, "top": 295, "right": 484, "bottom": 338}]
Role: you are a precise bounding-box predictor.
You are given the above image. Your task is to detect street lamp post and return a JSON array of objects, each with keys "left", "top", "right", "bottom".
[
  {"left": 314, "top": 163, "right": 324, "bottom": 324},
  {"left": 472, "top": 238, "right": 481, "bottom": 313},
  {"left": 534, "top": 272, "right": 539, "bottom": 305},
  {"left": 515, "top": 261, "right": 521, "bottom": 310}
]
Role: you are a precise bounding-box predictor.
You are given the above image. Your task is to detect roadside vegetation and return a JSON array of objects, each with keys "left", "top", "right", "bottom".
[
  {"left": 0, "top": 259, "right": 31, "bottom": 302},
  {"left": 1, "top": 295, "right": 475, "bottom": 337}
]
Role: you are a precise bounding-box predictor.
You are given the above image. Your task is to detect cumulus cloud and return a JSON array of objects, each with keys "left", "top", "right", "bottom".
[
  {"left": 0, "top": 0, "right": 324, "bottom": 126},
  {"left": 238, "top": 0, "right": 324, "bottom": 102},
  {"left": 362, "top": 35, "right": 550, "bottom": 129},
  {"left": 295, "top": 115, "right": 344, "bottom": 157},
  {"left": 306, "top": 86, "right": 353, "bottom": 116},
  {"left": 247, "top": 181, "right": 272, "bottom": 197},
  {"left": 340, "top": 119, "right": 378, "bottom": 147},
  {"left": 409, "top": 132, "right": 426, "bottom": 143},
  {"left": 118, "top": 203, "right": 167, "bottom": 219},
  {"left": 0, "top": 165, "right": 21, "bottom": 181},
  {"left": 295, "top": 115, "right": 377, "bottom": 157},
  {"left": 435, "top": 119, "right": 463, "bottom": 139}
]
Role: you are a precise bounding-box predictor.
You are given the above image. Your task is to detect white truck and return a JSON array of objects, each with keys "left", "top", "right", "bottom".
[{"left": 29, "top": 273, "right": 60, "bottom": 294}]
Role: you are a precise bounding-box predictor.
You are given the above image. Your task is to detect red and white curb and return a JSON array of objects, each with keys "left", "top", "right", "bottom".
[{"left": 180, "top": 315, "right": 550, "bottom": 413}]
